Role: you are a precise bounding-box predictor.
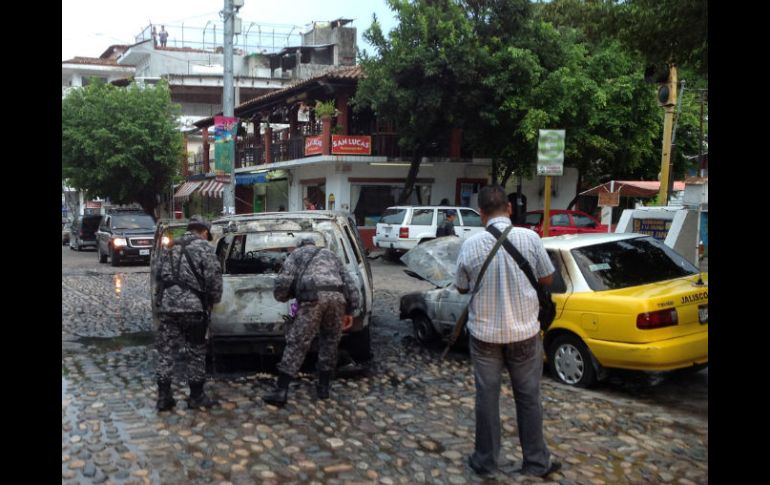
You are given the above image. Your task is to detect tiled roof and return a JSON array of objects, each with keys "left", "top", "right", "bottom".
[
  {"left": 99, "top": 45, "right": 130, "bottom": 59},
  {"left": 194, "top": 65, "right": 364, "bottom": 128}
]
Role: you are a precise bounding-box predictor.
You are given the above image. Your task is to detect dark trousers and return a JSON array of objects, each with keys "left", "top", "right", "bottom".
[
  {"left": 469, "top": 334, "right": 551, "bottom": 474},
  {"left": 155, "top": 313, "right": 208, "bottom": 383},
  {"left": 277, "top": 293, "right": 345, "bottom": 377}
]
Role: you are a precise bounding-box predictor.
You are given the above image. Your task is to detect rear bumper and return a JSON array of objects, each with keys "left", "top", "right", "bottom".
[
  {"left": 372, "top": 237, "right": 416, "bottom": 251},
  {"left": 587, "top": 329, "right": 708, "bottom": 371}
]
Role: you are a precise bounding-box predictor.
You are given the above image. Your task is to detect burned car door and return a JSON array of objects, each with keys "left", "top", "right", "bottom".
[{"left": 434, "top": 285, "right": 470, "bottom": 335}]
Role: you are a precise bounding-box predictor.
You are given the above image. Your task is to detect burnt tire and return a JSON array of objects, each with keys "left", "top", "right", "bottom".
[
  {"left": 383, "top": 249, "right": 403, "bottom": 263},
  {"left": 110, "top": 248, "right": 121, "bottom": 267},
  {"left": 548, "top": 334, "right": 597, "bottom": 388},
  {"left": 411, "top": 312, "right": 438, "bottom": 345},
  {"left": 343, "top": 324, "right": 372, "bottom": 364}
]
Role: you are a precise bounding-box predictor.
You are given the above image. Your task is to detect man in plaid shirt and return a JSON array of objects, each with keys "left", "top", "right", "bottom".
[{"left": 455, "top": 185, "right": 561, "bottom": 478}]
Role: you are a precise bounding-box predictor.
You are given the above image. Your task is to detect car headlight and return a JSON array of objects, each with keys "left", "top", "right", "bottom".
[
  {"left": 161, "top": 236, "right": 171, "bottom": 247},
  {"left": 113, "top": 238, "right": 128, "bottom": 248}
]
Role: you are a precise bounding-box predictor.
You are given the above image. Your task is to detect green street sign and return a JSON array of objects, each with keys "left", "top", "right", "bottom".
[{"left": 537, "top": 129, "right": 565, "bottom": 176}]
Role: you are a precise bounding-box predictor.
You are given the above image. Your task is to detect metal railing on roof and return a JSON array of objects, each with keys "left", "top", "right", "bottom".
[{"left": 136, "top": 22, "right": 303, "bottom": 55}]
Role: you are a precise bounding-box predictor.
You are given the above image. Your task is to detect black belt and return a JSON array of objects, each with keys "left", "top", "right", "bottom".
[{"left": 316, "top": 285, "right": 344, "bottom": 292}]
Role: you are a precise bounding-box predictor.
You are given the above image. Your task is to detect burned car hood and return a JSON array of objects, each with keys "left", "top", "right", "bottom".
[{"left": 400, "top": 236, "right": 463, "bottom": 287}]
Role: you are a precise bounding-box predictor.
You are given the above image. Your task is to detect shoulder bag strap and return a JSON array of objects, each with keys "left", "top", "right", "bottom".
[
  {"left": 441, "top": 225, "right": 513, "bottom": 359},
  {"left": 486, "top": 224, "right": 540, "bottom": 292}
]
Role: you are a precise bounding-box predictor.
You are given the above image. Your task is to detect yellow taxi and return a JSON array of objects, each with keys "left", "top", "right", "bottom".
[
  {"left": 399, "top": 232, "right": 708, "bottom": 388},
  {"left": 542, "top": 233, "right": 708, "bottom": 386}
]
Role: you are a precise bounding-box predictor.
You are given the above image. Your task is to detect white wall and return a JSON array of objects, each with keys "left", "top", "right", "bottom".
[{"left": 287, "top": 160, "right": 491, "bottom": 213}]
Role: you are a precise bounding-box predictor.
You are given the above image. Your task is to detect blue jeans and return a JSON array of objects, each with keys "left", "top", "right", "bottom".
[{"left": 469, "top": 334, "right": 551, "bottom": 474}]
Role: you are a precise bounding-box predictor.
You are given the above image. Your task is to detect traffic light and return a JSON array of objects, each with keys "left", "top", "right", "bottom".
[{"left": 644, "top": 64, "right": 677, "bottom": 107}]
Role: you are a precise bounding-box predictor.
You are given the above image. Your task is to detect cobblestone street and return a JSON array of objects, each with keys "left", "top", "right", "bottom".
[{"left": 62, "top": 246, "right": 708, "bottom": 484}]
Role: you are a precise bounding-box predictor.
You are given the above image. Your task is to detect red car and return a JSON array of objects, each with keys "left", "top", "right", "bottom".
[{"left": 516, "top": 210, "right": 609, "bottom": 237}]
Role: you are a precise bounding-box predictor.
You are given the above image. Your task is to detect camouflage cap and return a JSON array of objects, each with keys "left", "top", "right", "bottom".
[
  {"left": 297, "top": 237, "right": 316, "bottom": 247},
  {"left": 187, "top": 215, "right": 213, "bottom": 240}
]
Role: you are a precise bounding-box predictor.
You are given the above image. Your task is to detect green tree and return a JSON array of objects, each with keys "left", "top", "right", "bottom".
[
  {"left": 539, "top": 0, "right": 708, "bottom": 186},
  {"left": 354, "top": 0, "right": 479, "bottom": 204},
  {"left": 461, "top": 3, "right": 662, "bottom": 199},
  {"left": 62, "top": 80, "right": 184, "bottom": 216},
  {"left": 539, "top": 0, "right": 707, "bottom": 77}
]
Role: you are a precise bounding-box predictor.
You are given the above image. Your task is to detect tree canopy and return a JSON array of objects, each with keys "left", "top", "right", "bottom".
[
  {"left": 356, "top": 0, "right": 707, "bottom": 203},
  {"left": 355, "top": 0, "right": 481, "bottom": 203},
  {"left": 62, "top": 80, "right": 184, "bottom": 216}
]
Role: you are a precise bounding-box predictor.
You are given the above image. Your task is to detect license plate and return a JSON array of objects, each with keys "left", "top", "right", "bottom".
[
  {"left": 139, "top": 249, "right": 150, "bottom": 256},
  {"left": 384, "top": 226, "right": 392, "bottom": 233},
  {"left": 698, "top": 304, "right": 708, "bottom": 324}
]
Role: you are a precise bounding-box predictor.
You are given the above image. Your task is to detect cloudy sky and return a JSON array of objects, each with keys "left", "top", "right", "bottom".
[{"left": 62, "top": 0, "right": 397, "bottom": 60}]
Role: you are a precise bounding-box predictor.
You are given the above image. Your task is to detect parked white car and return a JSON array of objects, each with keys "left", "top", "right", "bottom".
[{"left": 372, "top": 206, "right": 484, "bottom": 252}]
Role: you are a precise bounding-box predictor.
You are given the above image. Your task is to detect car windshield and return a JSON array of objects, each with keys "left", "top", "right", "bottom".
[
  {"left": 571, "top": 236, "right": 699, "bottom": 291},
  {"left": 113, "top": 214, "right": 155, "bottom": 229},
  {"left": 573, "top": 214, "right": 597, "bottom": 228},
  {"left": 226, "top": 231, "right": 326, "bottom": 275},
  {"left": 380, "top": 208, "right": 407, "bottom": 224},
  {"left": 524, "top": 213, "right": 542, "bottom": 225}
]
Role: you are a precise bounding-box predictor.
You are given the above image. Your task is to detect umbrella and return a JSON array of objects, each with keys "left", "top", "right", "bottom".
[{"left": 400, "top": 236, "right": 463, "bottom": 288}]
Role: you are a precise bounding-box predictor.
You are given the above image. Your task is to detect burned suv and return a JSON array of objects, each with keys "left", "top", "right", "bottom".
[
  {"left": 96, "top": 209, "right": 156, "bottom": 266},
  {"left": 151, "top": 211, "right": 374, "bottom": 369}
]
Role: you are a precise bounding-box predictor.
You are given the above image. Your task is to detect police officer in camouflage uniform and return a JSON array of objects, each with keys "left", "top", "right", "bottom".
[
  {"left": 154, "top": 215, "right": 223, "bottom": 411},
  {"left": 264, "top": 237, "right": 361, "bottom": 406}
]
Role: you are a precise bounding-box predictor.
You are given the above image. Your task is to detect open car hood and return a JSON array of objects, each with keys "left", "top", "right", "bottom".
[{"left": 400, "top": 236, "right": 463, "bottom": 288}]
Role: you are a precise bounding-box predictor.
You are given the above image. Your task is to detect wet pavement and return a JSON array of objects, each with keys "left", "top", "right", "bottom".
[{"left": 62, "top": 245, "right": 708, "bottom": 484}]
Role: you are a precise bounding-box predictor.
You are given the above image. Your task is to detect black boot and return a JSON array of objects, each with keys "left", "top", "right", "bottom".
[
  {"left": 156, "top": 380, "right": 176, "bottom": 412},
  {"left": 262, "top": 372, "right": 292, "bottom": 407},
  {"left": 316, "top": 371, "right": 332, "bottom": 400},
  {"left": 187, "top": 380, "right": 219, "bottom": 409}
]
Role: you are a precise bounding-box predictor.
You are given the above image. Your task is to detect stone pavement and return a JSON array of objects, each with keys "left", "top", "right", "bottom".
[{"left": 62, "top": 257, "right": 707, "bottom": 484}]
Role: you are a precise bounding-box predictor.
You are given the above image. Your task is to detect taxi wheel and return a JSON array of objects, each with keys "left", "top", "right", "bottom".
[
  {"left": 548, "top": 334, "right": 596, "bottom": 388},
  {"left": 411, "top": 312, "right": 438, "bottom": 345}
]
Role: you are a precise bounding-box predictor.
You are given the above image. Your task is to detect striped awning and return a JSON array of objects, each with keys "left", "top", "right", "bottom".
[
  {"left": 199, "top": 180, "right": 225, "bottom": 198},
  {"left": 173, "top": 181, "right": 201, "bottom": 201}
]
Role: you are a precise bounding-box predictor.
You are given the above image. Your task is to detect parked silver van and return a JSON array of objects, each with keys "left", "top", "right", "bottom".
[{"left": 151, "top": 211, "right": 374, "bottom": 368}]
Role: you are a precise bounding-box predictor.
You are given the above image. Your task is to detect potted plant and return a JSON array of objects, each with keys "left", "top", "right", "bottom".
[{"left": 314, "top": 100, "right": 337, "bottom": 118}]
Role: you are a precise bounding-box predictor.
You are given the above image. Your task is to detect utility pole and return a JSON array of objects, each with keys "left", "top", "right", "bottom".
[
  {"left": 222, "top": 0, "right": 235, "bottom": 215},
  {"left": 699, "top": 90, "right": 707, "bottom": 176},
  {"left": 667, "top": 79, "right": 685, "bottom": 203},
  {"left": 542, "top": 176, "right": 552, "bottom": 237},
  {"left": 657, "top": 64, "right": 677, "bottom": 206}
]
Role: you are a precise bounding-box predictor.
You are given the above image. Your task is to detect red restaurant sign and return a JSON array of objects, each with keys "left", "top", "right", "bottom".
[
  {"left": 332, "top": 135, "right": 371, "bottom": 155},
  {"left": 305, "top": 136, "right": 323, "bottom": 156}
]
